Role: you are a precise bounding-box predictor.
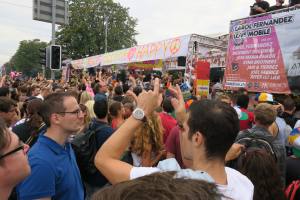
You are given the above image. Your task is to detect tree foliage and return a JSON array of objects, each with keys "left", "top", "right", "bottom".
[
  {"left": 9, "top": 39, "right": 47, "bottom": 77},
  {"left": 56, "top": 0, "right": 138, "bottom": 60}
]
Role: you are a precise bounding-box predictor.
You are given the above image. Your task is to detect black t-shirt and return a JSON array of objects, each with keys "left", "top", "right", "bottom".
[
  {"left": 250, "top": 1, "right": 270, "bottom": 15},
  {"left": 286, "top": 157, "right": 300, "bottom": 184},
  {"left": 12, "top": 121, "right": 37, "bottom": 146},
  {"left": 12, "top": 121, "right": 46, "bottom": 147},
  {"left": 268, "top": 5, "right": 286, "bottom": 12},
  {"left": 290, "top": 0, "right": 300, "bottom": 6},
  {"left": 280, "top": 112, "right": 297, "bottom": 129},
  {"left": 286, "top": 157, "right": 300, "bottom": 199}
]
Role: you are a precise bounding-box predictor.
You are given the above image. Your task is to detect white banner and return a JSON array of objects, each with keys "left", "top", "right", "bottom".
[{"left": 101, "top": 35, "right": 191, "bottom": 66}]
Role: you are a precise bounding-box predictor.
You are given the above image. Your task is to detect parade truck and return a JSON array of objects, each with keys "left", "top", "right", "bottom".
[
  {"left": 67, "top": 34, "right": 228, "bottom": 81},
  {"left": 224, "top": 6, "right": 300, "bottom": 94}
]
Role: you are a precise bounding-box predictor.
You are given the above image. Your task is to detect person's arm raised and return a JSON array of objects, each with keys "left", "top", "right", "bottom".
[
  {"left": 169, "top": 84, "right": 187, "bottom": 124},
  {"left": 96, "top": 70, "right": 102, "bottom": 81},
  {"left": 0, "top": 75, "right": 6, "bottom": 87},
  {"left": 94, "top": 78, "right": 162, "bottom": 184},
  {"left": 129, "top": 75, "right": 137, "bottom": 88}
]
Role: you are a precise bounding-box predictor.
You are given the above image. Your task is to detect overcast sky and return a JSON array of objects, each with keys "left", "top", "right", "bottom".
[{"left": 0, "top": 0, "right": 278, "bottom": 66}]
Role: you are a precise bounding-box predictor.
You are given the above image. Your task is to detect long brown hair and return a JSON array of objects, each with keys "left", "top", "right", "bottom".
[
  {"left": 27, "top": 98, "right": 44, "bottom": 135},
  {"left": 131, "top": 112, "right": 164, "bottom": 157},
  {"left": 237, "top": 149, "right": 286, "bottom": 200}
]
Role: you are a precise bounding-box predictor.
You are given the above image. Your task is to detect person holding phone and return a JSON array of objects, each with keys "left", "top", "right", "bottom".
[{"left": 250, "top": 0, "right": 270, "bottom": 15}]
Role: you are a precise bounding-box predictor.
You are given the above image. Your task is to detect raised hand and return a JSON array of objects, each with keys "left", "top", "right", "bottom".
[
  {"left": 126, "top": 90, "right": 138, "bottom": 103},
  {"left": 169, "top": 84, "right": 186, "bottom": 123},
  {"left": 136, "top": 78, "right": 161, "bottom": 116},
  {"left": 0, "top": 75, "right": 6, "bottom": 87}
]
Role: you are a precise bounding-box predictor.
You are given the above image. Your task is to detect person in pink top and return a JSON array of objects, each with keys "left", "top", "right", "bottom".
[{"left": 81, "top": 77, "right": 95, "bottom": 98}]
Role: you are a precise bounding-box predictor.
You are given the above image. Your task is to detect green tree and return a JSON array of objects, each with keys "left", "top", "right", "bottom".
[
  {"left": 56, "top": 0, "right": 138, "bottom": 59},
  {"left": 9, "top": 39, "right": 47, "bottom": 77}
]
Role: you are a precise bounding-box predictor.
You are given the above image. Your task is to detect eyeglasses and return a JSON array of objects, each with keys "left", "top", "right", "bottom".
[
  {"left": 58, "top": 108, "right": 83, "bottom": 118},
  {"left": 0, "top": 144, "right": 26, "bottom": 160},
  {"left": 79, "top": 104, "right": 87, "bottom": 112}
]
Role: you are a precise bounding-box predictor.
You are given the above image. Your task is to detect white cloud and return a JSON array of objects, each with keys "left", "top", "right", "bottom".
[
  {"left": 0, "top": 55, "right": 10, "bottom": 65},
  {"left": 0, "top": 0, "right": 51, "bottom": 66},
  {"left": 115, "top": 0, "right": 258, "bottom": 43}
]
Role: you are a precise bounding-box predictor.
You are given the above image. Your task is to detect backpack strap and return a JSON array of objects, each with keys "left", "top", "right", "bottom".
[
  {"left": 25, "top": 136, "right": 34, "bottom": 146},
  {"left": 89, "top": 123, "right": 110, "bottom": 134},
  {"left": 286, "top": 180, "right": 300, "bottom": 200},
  {"left": 25, "top": 122, "right": 46, "bottom": 146}
]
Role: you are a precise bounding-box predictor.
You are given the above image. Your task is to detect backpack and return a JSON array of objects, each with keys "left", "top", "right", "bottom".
[
  {"left": 227, "top": 129, "right": 277, "bottom": 169},
  {"left": 285, "top": 180, "right": 300, "bottom": 200},
  {"left": 71, "top": 124, "right": 109, "bottom": 180},
  {"left": 239, "top": 129, "right": 277, "bottom": 159}
]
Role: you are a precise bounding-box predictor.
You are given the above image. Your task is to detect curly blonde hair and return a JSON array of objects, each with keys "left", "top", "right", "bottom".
[{"left": 131, "top": 112, "right": 164, "bottom": 157}]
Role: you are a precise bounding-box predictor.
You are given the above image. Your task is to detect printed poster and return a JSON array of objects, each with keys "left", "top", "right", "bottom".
[{"left": 224, "top": 9, "right": 300, "bottom": 94}]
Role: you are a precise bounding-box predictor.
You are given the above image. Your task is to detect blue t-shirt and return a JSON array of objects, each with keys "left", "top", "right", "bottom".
[{"left": 17, "top": 135, "right": 84, "bottom": 200}]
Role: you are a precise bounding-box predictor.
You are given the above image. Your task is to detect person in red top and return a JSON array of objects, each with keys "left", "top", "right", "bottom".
[
  {"left": 159, "top": 98, "right": 177, "bottom": 143},
  {"left": 165, "top": 126, "right": 185, "bottom": 168},
  {"left": 236, "top": 94, "right": 254, "bottom": 130}
]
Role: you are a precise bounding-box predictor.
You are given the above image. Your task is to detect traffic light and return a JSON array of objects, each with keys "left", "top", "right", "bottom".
[
  {"left": 50, "top": 45, "right": 61, "bottom": 70},
  {"left": 39, "top": 48, "right": 46, "bottom": 66}
]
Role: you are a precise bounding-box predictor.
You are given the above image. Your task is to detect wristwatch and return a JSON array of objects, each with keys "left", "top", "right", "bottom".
[{"left": 132, "top": 108, "right": 147, "bottom": 122}]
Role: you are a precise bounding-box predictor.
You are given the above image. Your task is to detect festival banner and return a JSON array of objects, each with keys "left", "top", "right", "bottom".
[
  {"left": 224, "top": 9, "right": 300, "bottom": 94},
  {"left": 195, "top": 61, "right": 210, "bottom": 97},
  {"left": 101, "top": 35, "right": 191, "bottom": 66},
  {"left": 127, "top": 60, "right": 163, "bottom": 70},
  {"left": 71, "top": 55, "right": 102, "bottom": 69}
]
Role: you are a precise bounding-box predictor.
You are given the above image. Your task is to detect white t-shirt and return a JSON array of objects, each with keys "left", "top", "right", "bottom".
[
  {"left": 295, "top": 120, "right": 300, "bottom": 129},
  {"left": 130, "top": 158, "right": 253, "bottom": 200},
  {"left": 217, "top": 167, "right": 254, "bottom": 200},
  {"left": 131, "top": 152, "right": 142, "bottom": 167}
]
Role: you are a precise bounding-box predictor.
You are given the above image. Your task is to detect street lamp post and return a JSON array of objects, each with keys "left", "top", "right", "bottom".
[
  {"left": 104, "top": 16, "right": 108, "bottom": 53},
  {"left": 51, "top": 0, "right": 56, "bottom": 80}
]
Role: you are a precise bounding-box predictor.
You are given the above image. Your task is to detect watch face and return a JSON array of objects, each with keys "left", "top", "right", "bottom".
[{"left": 134, "top": 108, "right": 144, "bottom": 120}]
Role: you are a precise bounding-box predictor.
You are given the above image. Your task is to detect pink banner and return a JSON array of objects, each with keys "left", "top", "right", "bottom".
[{"left": 224, "top": 13, "right": 295, "bottom": 94}]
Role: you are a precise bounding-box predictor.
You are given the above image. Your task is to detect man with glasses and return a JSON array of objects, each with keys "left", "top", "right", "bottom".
[
  {"left": 17, "top": 92, "right": 85, "bottom": 200},
  {"left": 0, "top": 118, "right": 30, "bottom": 200},
  {"left": 0, "top": 97, "right": 19, "bottom": 127},
  {"left": 93, "top": 80, "right": 108, "bottom": 102}
]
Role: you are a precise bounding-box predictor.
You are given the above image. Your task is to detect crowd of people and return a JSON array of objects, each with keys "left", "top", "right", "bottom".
[
  {"left": 0, "top": 68, "right": 299, "bottom": 200},
  {"left": 250, "top": 0, "right": 300, "bottom": 15}
]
